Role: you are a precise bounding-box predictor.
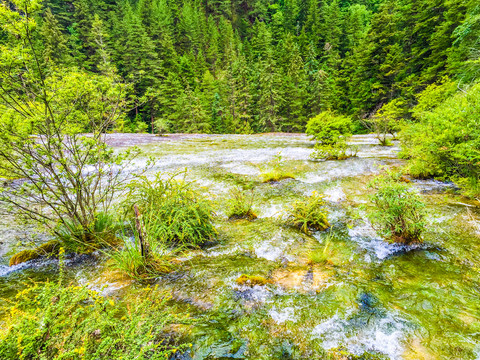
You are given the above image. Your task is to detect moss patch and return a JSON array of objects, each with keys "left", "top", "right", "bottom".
[
  {"left": 228, "top": 209, "right": 258, "bottom": 221},
  {"left": 260, "top": 172, "right": 295, "bottom": 183},
  {"left": 236, "top": 274, "right": 271, "bottom": 287},
  {"left": 9, "top": 240, "right": 60, "bottom": 266}
]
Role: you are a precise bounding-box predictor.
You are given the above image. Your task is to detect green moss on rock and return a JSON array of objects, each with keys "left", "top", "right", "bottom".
[
  {"left": 9, "top": 240, "right": 60, "bottom": 266},
  {"left": 228, "top": 209, "right": 258, "bottom": 221},
  {"left": 236, "top": 274, "right": 271, "bottom": 287}
]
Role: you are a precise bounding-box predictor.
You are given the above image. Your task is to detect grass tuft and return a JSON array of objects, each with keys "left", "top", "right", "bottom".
[
  {"left": 260, "top": 153, "right": 295, "bottom": 183},
  {"left": 286, "top": 192, "right": 330, "bottom": 235},
  {"left": 226, "top": 187, "right": 257, "bottom": 220}
]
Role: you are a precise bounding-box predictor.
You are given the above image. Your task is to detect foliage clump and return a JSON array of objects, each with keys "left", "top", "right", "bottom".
[
  {"left": 306, "top": 111, "right": 357, "bottom": 160},
  {"left": 368, "top": 173, "right": 427, "bottom": 244},
  {"left": 123, "top": 174, "right": 216, "bottom": 247},
  {"left": 111, "top": 240, "right": 177, "bottom": 281},
  {"left": 9, "top": 240, "right": 60, "bottom": 266},
  {"left": 55, "top": 212, "right": 121, "bottom": 254},
  {"left": 286, "top": 192, "right": 330, "bottom": 234},
  {"left": 236, "top": 274, "right": 271, "bottom": 287},
  {"left": 226, "top": 187, "right": 257, "bottom": 220},
  {"left": 0, "top": 281, "right": 187, "bottom": 359},
  {"left": 113, "top": 173, "right": 216, "bottom": 279},
  {"left": 260, "top": 153, "right": 294, "bottom": 183},
  {"left": 400, "top": 81, "right": 480, "bottom": 198},
  {"left": 366, "top": 99, "right": 407, "bottom": 146}
]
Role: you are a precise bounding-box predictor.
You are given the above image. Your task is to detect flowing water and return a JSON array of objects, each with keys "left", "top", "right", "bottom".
[{"left": 1, "top": 133, "right": 480, "bottom": 359}]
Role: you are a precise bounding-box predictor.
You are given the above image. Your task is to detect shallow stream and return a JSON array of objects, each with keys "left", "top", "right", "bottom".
[{"left": 1, "top": 133, "right": 480, "bottom": 359}]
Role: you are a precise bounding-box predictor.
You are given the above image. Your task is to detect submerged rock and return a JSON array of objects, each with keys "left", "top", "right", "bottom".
[{"left": 271, "top": 267, "right": 333, "bottom": 292}]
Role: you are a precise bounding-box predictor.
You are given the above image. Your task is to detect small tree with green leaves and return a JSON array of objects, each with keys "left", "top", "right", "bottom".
[
  {"left": 306, "top": 110, "right": 356, "bottom": 160},
  {"left": 0, "top": 0, "right": 149, "bottom": 252},
  {"left": 367, "top": 99, "right": 407, "bottom": 146}
]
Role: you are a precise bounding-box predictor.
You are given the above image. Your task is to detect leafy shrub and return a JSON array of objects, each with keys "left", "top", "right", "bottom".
[
  {"left": 368, "top": 174, "right": 426, "bottom": 244},
  {"left": 154, "top": 118, "right": 170, "bottom": 135},
  {"left": 260, "top": 153, "right": 294, "bottom": 182},
  {"left": 306, "top": 110, "right": 353, "bottom": 145},
  {"left": 226, "top": 187, "right": 257, "bottom": 220},
  {"left": 400, "top": 81, "right": 480, "bottom": 197},
  {"left": 410, "top": 78, "right": 457, "bottom": 120},
  {"left": 123, "top": 173, "right": 216, "bottom": 247},
  {"left": 306, "top": 111, "right": 356, "bottom": 160},
  {"left": 286, "top": 192, "right": 330, "bottom": 234},
  {"left": 367, "top": 99, "right": 407, "bottom": 145},
  {"left": 0, "top": 281, "right": 187, "bottom": 359},
  {"left": 113, "top": 174, "right": 216, "bottom": 279}
]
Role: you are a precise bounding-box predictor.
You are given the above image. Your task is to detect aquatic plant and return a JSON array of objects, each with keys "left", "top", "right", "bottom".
[
  {"left": 123, "top": 173, "right": 217, "bottom": 247},
  {"left": 308, "top": 232, "right": 334, "bottom": 265},
  {"left": 110, "top": 236, "right": 177, "bottom": 280},
  {"left": 112, "top": 173, "right": 216, "bottom": 279},
  {"left": 55, "top": 212, "right": 120, "bottom": 253},
  {"left": 260, "top": 153, "right": 295, "bottom": 183},
  {"left": 0, "top": 282, "right": 188, "bottom": 359},
  {"left": 368, "top": 174, "right": 427, "bottom": 244},
  {"left": 286, "top": 192, "right": 330, "bottom": 234},
  {"left": 226, "top": 187, "right": 257, "bottom": 220},
  {"left": 9, "top": 240, "right": 60, "bottom": 266}
]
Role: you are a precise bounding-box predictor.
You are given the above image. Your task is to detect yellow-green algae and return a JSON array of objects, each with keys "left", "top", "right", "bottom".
[{"left": 235, "top": 274, "right": 271, "bottom": 286}]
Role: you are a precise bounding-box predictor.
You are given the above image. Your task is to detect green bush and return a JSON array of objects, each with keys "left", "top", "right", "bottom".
[
  {"left": 286, "top": 192, "right": 330, "bottom": 234},
  {"left": 306, "top": 111, "right": 356, "bottom": 160},
  {"left": 400, "top": 81, "right": 480, "bottom": 197},
  {"left": 123, "top": 173, "right": 217, "bottom": 248},
  {"left": 226, "top": 187, "right": 257, "bottom": 220},
  {"left": 0, "top": 281, "right": 187, "bottom": 359},
  {"left": 368, "top": 174, "right": 426, "bottom": 244},
  {"left": 112, "top": 173, "right": 216, "bottom": 279},
  {"left": 306, "top": 110, "right": 353, "bottom": 145},
  {"left": 368, "top": 99, "right": 407, "bottom": 145}
]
